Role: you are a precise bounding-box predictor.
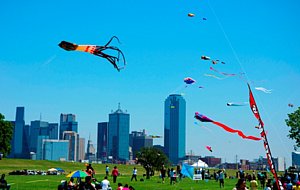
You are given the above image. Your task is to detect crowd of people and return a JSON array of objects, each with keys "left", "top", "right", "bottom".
[
  {"left": 58, "top": 164, "right": 136, "bottom": 190},
  {"left": 231, "top": 169, "right": 300, "bottom": 190}
]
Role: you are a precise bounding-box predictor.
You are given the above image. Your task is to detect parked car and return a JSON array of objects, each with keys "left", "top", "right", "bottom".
[{"left": 27, "top": 170, "right": 37, "bottom": 175}]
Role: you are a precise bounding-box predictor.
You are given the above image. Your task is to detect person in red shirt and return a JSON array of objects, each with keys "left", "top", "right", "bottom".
[{"left": 112, "top": 166, "right": 119, "bottom": 183}]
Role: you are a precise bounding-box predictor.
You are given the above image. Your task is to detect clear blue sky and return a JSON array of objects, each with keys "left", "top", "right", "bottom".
[{"left": 1, "top": 0, "right": 300, "bottom": 166}]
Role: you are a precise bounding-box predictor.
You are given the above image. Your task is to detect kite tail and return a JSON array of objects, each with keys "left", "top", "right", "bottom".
[
  {"left": 105, "top": 36, "right": 121, "bottom": 46},
  {"left": 213, "top": 121, "right": 261, "bottom": 141}
]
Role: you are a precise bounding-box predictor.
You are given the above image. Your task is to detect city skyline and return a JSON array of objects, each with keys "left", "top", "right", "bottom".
[{"left": 1, "top": 0, "right": 299, "bottom": 167}]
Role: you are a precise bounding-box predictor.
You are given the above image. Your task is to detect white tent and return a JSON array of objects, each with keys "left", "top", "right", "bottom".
[{"left": 192, "top": 159, "right": 208, "bottom": 168}]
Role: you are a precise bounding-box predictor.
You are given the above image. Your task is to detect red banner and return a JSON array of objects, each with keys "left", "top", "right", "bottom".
[
  {"left": 248, "top": 83, "right": 264, "bottom": 126},
  {"left": 248, "top": 83, "right": 282, "bottom": 189}
]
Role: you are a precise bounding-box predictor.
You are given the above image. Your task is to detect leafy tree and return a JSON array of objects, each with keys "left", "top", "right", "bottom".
[
  {"left": 0, "top": 113, "right": 13, "bottom": 157},
  {"left": 285, "top": 107, "right": 300, "bottom": 149},
  {"left": 135, "top": 147, "right": 169, "bottom": 179}
]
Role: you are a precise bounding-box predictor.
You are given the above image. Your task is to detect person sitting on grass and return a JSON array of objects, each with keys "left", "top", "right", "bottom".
[
  {"left": 0, "top": 174, "right": 10, "bottom": 190},
  {"left": 122, "top": 184, "right": 129, "bottom": 190},
  {"left": 116, "top": 183, "right": 123, "bottom": 190},
  {"left": 68, "top": 177, "right": 76, "bottom": 189}
]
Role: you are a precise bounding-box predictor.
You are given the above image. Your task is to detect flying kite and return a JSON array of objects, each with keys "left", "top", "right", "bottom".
[
  {"left": 194, "top": 112, "right": 261, "bottom": 141},
  {"left": 201, "top": 55, "right": 211, "bottom": 60},
  {"left": 288, "top": 103, "right": 294, "bottom": 107},
  {"left": 188, "top": 13, "right": 195, "bottom": 17},
  {"left": 255, "top": 87, "right": 272, "bottom": 94},
  {"left": 58, "top": 36, "right": 126, "bottom": 72},
  {"left": 210, "top": 66, "right": 237, "bottom": 76},
  {"left": 206, "top": 146, "right": 213, "bottom": 152},
  {"left": 149, "top": 135, "right": 163, "bottom": 138},
  {"left": 184, "top": 77, "right": 196, "bottom": 85},
  {"left": 227, "top": 102, "right": 249, "bottom": 106},
  {"left": 204, "top": 74, "right": 228, "bottom": 80},
  {"left": 181, "top": 163, "right": 194, "bottom": 180}
]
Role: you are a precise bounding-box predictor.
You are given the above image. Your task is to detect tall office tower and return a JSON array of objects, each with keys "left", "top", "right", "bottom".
[
  {"left": 59, "top": 114, "right": 78, "bottom": 139},
  {"left": 48, "top": 123, "right": 59, "bottom": 139},
  {"left": 78, "top": 138, "right": 86, "bottom": 161},
  {"left": 30, "top": 120, "right": 49, "bottom": 153},
  {"left": 11, "top": 107, "right": 25, "bottom": 158},
  {"left": 29, "top": 120, "right": 59, "bottom": 153},
  {"left": 63, "top": 131, "right": 79, "bottom": 161},
  {"left": 130, "top": 130, "right": 153, "bottom": 159},
  {"left": 292, "top": 152, "right": 300, "bottom": 167},
  {"left": 97, "top": 122, "right": 108, "bottom": 161},
  {"left": 108, "top": 104, "right": 130, "bottom": 161},
  {"left": 86, "top": 138, "right": 96, "bottom": 162},
  {"left": 164, "top": 94, "right": 186, "bottom": 164}
]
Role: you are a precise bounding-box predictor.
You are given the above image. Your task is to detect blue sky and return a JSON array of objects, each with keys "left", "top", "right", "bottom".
[{"left": 1, "top": 0, "right": 300, "bottom": 166}]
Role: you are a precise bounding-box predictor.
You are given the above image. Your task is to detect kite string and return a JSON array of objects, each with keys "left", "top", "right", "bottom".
[
  {"left": 206, "top": 0, "right": 250, "bottom": 83},
  {"left": 206, "top": 0, "right": 291, "bottom": 159}
]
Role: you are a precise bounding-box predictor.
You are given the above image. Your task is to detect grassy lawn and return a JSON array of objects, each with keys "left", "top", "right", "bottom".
[{"left": 0, "top": 159, "right": 269, "bottom": 190}]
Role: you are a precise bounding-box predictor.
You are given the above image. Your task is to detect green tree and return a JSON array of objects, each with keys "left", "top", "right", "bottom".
[
  {"left": 135, "top": 147, "right": 169, "bottom": 179},
  {"left": 0, "top": 113, "right": 13, "bottom": 157},
  {"left": 285, "top": 107, "right": 300, "bottom": 149}
]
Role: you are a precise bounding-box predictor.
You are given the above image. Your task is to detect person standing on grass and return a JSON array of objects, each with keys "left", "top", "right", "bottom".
[
  {"left": 160, "top": 165, "right": 166, "bottom": 184},
  {"left": 131, "top": 167, "right": 137, "bottom": 181},
  {"left": 219, "top": 169, "right": 225, "bottom": 188},
  {"left": 106, "top": 165, "right": 110, "bottom": 176},
  {"left": 112, "top": 166, "right": 119, "bottom": 183}
]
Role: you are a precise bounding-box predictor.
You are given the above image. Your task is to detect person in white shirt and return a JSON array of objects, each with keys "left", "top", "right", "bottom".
[
  {"left": 131, "top": 167, "right": 137, "bottom": 181},
  {"left": 101, "top": 176, "right": 110, "bottom": 190}
]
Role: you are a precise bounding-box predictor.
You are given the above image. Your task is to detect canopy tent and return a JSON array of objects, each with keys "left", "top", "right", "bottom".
[{"left": 192, "top": 159, "right": 208, "bottom": 168}]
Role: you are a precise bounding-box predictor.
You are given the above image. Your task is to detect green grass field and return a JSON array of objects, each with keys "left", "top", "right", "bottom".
[{"left": 0, "top": 159, "right": 270, "bottom": 190}]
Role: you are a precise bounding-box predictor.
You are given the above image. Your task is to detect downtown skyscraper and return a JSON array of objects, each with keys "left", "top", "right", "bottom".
[
  {"left": 164, "top": 94, "right": 186, "bottom": 164},
  {"left": 10, "top": 107, "right": 27, "bottom": 158},
  {"left": 59, "top": 114, "right": 78, "bottom": 140},
  {"left": 108, "top": 104, "right": 130, "bottom": 162}
]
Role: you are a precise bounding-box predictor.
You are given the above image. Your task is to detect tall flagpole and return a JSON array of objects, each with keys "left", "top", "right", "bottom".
[{"left": 247, "top": 83, "right": 282, "bottom": 189}]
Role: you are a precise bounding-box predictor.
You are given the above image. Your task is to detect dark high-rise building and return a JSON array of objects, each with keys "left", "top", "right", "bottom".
[
  {"left": 59, "top": 114, "right": 78, "bottom": 139},
  {"left": 164, "top": 94, "right": 186, "bottom": 164},
  {"left": 97, "top": 122, "right": 108, "bottom": 161},
  {"left": 108, "top": 104, "right": 130, "bottom": 162},
  {"left": 292, "top": 152, "right": 300, "bottom": 167},
  {"left": 29, "top": 120, "right": 59, "bottom": 153},
  {"left": 10, "top": 107, "right": 26, "bottom": 158},
  {"left": 30, "top": 120, "right": 49, "bottom": 153},
  {"left": 130, "top": 130, "right": 153, "bottom": 159}
]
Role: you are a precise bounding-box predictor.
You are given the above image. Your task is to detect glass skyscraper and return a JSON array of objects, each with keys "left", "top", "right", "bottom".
[
  {"left": 164, "top": 94, "right": 186, "bottom": 164},
  {"left": 59, "top": 114, "right": 78, "bottom": 139},
  {"left": 292, "top": 152, "right": 300, "bottom": 167},
  {"left": 108, "top": 104, "right": 130, "bottom": 162},
  {"left": 97, "top": 122, "right": 108, "bottom": 161},
  {"left": 11, "top": 107, "right": 25, "bottom": 158},
  {"left": 29, "top": 120, "right": 59, "bottom": 153},
  {"left": 130, "top": 130, "right": 153, "bottom": 159}
]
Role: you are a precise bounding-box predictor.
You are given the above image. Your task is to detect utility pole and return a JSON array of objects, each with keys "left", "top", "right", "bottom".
[{"left": 236, "top": 155, "right": 238, "bottom": 170}]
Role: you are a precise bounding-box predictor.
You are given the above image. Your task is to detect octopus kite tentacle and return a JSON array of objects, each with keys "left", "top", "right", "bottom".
[{"left": 58, "top": 36, "right": 126, "bottom": 72}]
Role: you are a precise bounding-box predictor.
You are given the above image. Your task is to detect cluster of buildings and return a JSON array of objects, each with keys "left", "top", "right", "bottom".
[
  {"left": 8, "top": 94, "right": 187, "bottom": 164},
  {"left": 7, "top": 94, "right": 299, "bottom": 171}
]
